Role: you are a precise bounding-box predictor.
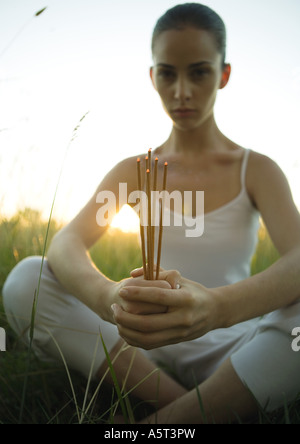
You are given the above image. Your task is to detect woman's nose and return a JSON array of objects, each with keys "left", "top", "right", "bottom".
[{"left": 174, "top": 76, "right": 192, "bottom": 101}]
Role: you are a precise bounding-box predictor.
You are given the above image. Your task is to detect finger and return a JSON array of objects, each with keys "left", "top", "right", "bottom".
[
  {"left": 112, "top": 301, "right": 185, "bottom": 333},
  {"left": 131, "top": 268, "right": 182, "bottom": 289},
  {"left": 114, "top": 313, "right": 192, "bottom": 349},
  {"left": 130, "top": 268, "right": 144, "bottom": 278},
  {"left": 115, "top": 311, "right": 203, "bottom": 350},
  {"left": 122, "top": 279, "right": 172, "bottom": 290},
  {"left": 156, "top": 269, "right": 182, "bottom": 289},
  {"left": 120, "top": 300, "right": 167, "bottom": 315},
  {"left": 130, "top": 265, "right": 165, "bottom": 278},
  {"left": 119, "top": 285, "right": 186, "bottom": 306}
]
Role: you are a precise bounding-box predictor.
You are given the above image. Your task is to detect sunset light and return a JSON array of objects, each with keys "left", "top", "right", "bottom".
[{"left": 110, "top": 204, "right": 140, "bottom": 233}]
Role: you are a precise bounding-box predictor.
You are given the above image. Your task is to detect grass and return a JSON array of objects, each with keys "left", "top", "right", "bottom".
[
  {"left": 0, "top": 209, "right": 299, "bottom": 424},
  {"left": 0, "top": 208, "right": 144, "bottom": 424}
]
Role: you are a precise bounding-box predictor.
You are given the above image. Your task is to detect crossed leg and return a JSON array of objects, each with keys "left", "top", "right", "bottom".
[
  {"left": 98, "top": 340, "right": 257, "bottom": 424},
  {"left": 97, "top": 339, "right": 187, "bottom": 412},
  {"left": 139, "top": 357, "right": 258, "bottom": 424}
]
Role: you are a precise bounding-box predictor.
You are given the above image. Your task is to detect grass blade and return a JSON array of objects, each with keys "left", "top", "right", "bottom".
[
  {"left": 44, "top": 328, "right": 80, "bottom": 422},
  {"left": 79, "top": 334, "right": 101, "bottom": 424},
  {"left": 100, "top": 334, "right": 129, "bottom": 424},
  {"left": 191, "top": 373, "right": 208, "bottom": 423},
  {"left": 35, "top": 7, "right": 47, "bottom": 17}
]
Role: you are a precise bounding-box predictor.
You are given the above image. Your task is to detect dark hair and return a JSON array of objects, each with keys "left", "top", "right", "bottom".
[{"left": 151, "top": 3, "right": 227, "bottom": 65}]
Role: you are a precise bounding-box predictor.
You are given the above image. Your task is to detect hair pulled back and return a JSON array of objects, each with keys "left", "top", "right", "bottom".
[{"left": 151, "top": 3, "right": 227, "bottom": 66}]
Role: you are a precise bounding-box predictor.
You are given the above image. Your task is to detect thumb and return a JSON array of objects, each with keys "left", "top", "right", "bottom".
[
  {"left": 154, "top": 269, "right": 182, "bottom": 289},
  {"left": 130, "top": 267, "right": 144, "bottom": 278}
]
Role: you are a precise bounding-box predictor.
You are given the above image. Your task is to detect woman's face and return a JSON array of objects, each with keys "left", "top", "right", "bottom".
[{"left": 151, "top": 27, "right": 230, "bottom": 131}]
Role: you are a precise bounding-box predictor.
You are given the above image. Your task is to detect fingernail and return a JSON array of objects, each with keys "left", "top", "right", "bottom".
[
  {"left": 119, "top": 288, "right": 128, "bottom": 297},
  {"left": 111, "top": 304, "right": 117, "bottom": 313},
  {"left": 176, "top": 284, "right": 181, "bottom": 289},
  {"left": 130, "top": 268, "right": 141, "bottom": 275}
]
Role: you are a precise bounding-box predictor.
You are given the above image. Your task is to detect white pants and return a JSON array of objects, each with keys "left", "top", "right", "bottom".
[{"left": 3, "top": 256, "right": 300, "bottom": 412}]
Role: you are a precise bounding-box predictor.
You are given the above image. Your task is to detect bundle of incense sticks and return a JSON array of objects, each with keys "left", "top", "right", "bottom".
[{"left": 137, "top": 149, "right": 168, "bottom": 280}]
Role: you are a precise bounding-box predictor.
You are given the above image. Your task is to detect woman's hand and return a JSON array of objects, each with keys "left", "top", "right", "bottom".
[
  {"left": 111, "top": 268, "right": 222, "bottom": 349},
  {"left": 104, "top": 272, "right": 172, "bottom": 324}
]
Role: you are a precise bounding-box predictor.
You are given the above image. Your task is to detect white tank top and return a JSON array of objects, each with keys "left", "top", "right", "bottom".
[{"left": 159, "top": 149, "right": 260, "bottom": 287}]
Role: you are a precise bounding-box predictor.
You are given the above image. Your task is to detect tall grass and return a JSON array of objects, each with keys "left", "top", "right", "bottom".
[
  {"left": 0, "top": 209, "right": 144, "bottom": 423},
  {"left": 0, "top": 210, "right": 299, "bottom": 423}
]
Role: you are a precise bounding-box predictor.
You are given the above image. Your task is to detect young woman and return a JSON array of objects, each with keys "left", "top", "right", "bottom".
[{"left": 3, "top": 3, "right": 300, "bottom": 423}]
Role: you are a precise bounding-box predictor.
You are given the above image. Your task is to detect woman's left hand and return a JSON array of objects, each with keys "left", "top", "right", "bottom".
[{"left": 111, "top": 268, "right": 222, "bottom": 349}]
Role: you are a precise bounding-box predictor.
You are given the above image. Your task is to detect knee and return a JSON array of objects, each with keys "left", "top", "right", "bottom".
[{"left": 2, "top": 256, "right": 45, "bottom": 316}]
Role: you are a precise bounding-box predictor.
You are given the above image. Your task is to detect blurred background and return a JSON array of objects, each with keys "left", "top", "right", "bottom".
[{"left": 0, "top": 0, "right": 300, "bottom": 226}]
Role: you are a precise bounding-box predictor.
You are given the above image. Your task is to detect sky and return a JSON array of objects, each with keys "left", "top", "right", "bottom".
[{"left": 0, "top": 0, "right": 300, "bottom": 227}]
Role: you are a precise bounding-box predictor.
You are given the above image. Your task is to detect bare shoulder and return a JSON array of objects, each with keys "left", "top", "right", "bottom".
[
  {"left": 246, "top": 150, "right": 300, "bottom": 254},
  {"left": 247, "top": 150, "right": 288, "bottom": 184},
  {"left": 246, "top": 150, "right": 293, "bottom": 209},
  {"left": 248, "top": 150, "right": 280, "bottom": 171},
  {"left": 96, "top": 154, "right": 142, "bottom": 194}
]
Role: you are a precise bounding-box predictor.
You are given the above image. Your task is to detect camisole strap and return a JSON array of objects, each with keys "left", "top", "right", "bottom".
[{"left": 241, "top": 149, "right": 251, "bottom": 189}]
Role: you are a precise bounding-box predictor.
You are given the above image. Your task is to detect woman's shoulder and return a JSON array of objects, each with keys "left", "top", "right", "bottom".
[
  {"left": 107, "top": 149, "right": 160, "bottom": 177},
  {"left": 246, "top": 149, "right": 291, "bottom": 205},
  {"left": 111, "top": 151, "right": 150, "bottom": 170},
  {"left": 247, "top": 149, "right": 284, "bottom": 177},
  {"left": 96, "top": 152, "right": 148, "bottom": 194}
]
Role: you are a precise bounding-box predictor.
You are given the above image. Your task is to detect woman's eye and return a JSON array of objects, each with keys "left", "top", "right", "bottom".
[
  {"left": 158, "top": 70, "right": 176, "bottom": 80},
  {"left": 191, "top": 69, "right": 208, "bottom": 80}
]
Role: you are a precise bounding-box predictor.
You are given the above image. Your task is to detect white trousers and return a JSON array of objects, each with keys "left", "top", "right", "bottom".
[{"left": 3, "top": 256, "right": 300, "bottom": 412}]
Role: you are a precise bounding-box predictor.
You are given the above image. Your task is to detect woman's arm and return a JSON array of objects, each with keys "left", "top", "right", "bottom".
[
  {"left": 216, "top": 151, "right": 300, "bottom": 326},
  {"left": 112, "top": 153, "right": 300, "bottom": 349},
  {"left": 47, "top": 157, "right": 135, "bottom": 323},
  {"left": 47, "top": 212, "right": 114, "bottom": 323}
]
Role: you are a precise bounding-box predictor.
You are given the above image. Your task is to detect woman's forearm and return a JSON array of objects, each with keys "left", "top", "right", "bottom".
[
  {"left": 47, "top": 231, "right": 114, "bottom": 322},
  {"left": 215, "top": 246, "right": 300, "bottom": 328}
]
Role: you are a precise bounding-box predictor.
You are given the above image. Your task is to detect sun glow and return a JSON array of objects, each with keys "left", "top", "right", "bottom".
[{"left": 110, "top": 204, "right": 140, "bottom": 233}]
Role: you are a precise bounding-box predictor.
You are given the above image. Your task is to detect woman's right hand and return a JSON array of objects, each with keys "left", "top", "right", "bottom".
[{"left": 104, "top": 275, "right": 172, "bottom": 324}]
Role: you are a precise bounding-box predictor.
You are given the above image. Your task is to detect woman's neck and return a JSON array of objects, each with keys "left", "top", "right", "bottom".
[{"left": 162, "top": 116, "right": 227, "bottom": 156}]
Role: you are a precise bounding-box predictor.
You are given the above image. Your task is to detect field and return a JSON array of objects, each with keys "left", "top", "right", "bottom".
[{"left": 0, "top": 208, "right": 299, "bottom": 424}]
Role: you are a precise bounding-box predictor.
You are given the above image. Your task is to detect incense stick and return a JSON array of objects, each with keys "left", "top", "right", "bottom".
[
  {"left": 151, "top": 157, "right": 158, "bottom": 276},
  {"left": 146, "top": 168, "right": 154, "bottom": 280},
  {"left": 156, "top": 162, "right": 168, "bottom": 280},
  {"left": 137, "top": 158, "right": 147, "bottom": 279},
  {"left": 136, "top": 152, "right": 168, "bottom": 280}
]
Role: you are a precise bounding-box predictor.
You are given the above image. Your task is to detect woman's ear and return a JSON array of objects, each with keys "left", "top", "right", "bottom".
[
  {"left": 150, "top": 66, "right": 157, "bottom": 90},
  {"left": 219, "top": 63, "right": 231, "bottom": 89}
]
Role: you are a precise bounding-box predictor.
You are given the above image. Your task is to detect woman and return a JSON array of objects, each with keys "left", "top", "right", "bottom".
[{"left": 3, "top": 3, "right": 300, "bottom": 423}]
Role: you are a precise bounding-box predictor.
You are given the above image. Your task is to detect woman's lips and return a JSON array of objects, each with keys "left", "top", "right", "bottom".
[{"left": 172, "top": 108, "right": 196, "bottom": 117}]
